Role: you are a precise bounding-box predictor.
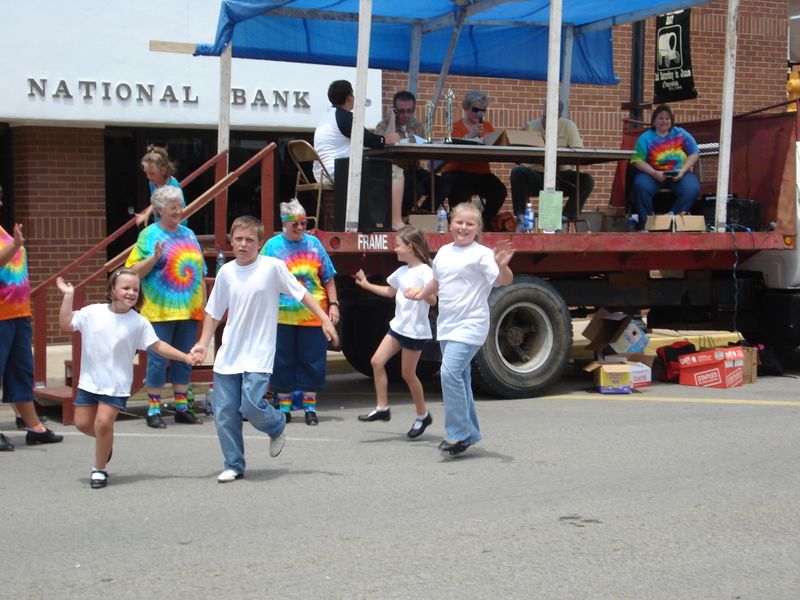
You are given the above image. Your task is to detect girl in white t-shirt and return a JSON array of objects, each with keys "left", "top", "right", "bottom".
[
  {"left": 57, "top": 268, "right": 194, "bottom": 489},
  {"left": 407, "top": 203, "right": 514, "bottom": 455},
  {"left": 353, "top": 226, "right": 436, "bottom": 438}
]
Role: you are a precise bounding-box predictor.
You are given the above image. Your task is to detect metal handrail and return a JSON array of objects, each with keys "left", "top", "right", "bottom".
[{"left": 31, "top": 143, "right": 277, "bottom": 393}]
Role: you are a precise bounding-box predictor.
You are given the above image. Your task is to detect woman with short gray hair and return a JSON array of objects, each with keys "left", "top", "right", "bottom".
[{"left": 441, "top": 90, "right": 507, "bottom": 230}]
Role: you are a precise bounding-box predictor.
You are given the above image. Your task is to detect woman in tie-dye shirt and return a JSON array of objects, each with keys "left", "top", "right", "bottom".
[
  {"left": 261, "top": 199, "right": 339, "bottom": 426},
  {"left": 126, "top": 186, "right": 205, "bottom": 428},
  {"left": 631, "top": 104, "right": 701, "bottom": 227},
  {"left": 0, "top": 186, "right": 64, "bottom": 451}
]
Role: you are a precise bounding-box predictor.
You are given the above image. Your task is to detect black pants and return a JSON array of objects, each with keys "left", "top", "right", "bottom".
[
  {"left": 440, "top": 171, "right": 507, "bottom": 228},
  {"left": 510, "top": 166, "right": 594, "bottom": 220}
]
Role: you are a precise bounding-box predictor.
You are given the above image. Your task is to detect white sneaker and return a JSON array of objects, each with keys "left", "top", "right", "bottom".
[
  {"left": 217, "top": 469, "right": 243, "bottom": 483},
  {"left": 270, "top": 432, "right": 286, "bottom": 458}
]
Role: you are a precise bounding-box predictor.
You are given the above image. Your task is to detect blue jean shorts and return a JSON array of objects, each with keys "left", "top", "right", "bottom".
[
  {"left": 146, "top": 319, "right": 197, "bottom": 387},
  {"left": 0, "top": 317, "right": 34, "bottom": 404},
  {"left": 75, "top": 389, "right": 128, "bottom": 410},
  {"left": 388, "top": 327, "right": 427, "bottom": 351},
  {"left": 271, "top": 324, "right": 327, "bottom": 392}
]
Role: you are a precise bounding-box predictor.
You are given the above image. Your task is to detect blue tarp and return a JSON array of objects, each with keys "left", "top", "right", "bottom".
[{"left": 195, "top": 0, "right": 711, "bottom": 85}]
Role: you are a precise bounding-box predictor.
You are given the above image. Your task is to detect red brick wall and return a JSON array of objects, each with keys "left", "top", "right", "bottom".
[
  {"left": 381, "top": 0, "right": 787, "bottom": 210},
  {"left": 13, "top": 126, "right": 107, "bottom": 343}
]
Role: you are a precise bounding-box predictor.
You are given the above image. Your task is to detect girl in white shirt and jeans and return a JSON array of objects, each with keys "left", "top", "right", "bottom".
[
  {"left": 354, "top": 225, "right": 436, "bottom": 438},
  {"left": 407, "top": 204, "right": 514, "bottom": 455}
]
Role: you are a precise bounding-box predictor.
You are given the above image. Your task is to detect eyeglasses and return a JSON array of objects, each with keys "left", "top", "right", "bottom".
[
  {"left": 470, "top": 106, "right": 486, "bottom": 113},
  {"left": 395, "top": 108, "right": 415, "bottom": 114},
  {"left": 289, "top": 220, "right": 308, "bottom": 228}
]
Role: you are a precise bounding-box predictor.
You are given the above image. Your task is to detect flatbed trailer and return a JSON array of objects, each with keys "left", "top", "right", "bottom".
[{"left": 315, "top": 110, "right": 800, "bottom": 398}]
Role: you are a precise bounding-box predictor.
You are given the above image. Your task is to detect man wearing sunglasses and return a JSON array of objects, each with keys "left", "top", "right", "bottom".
[{"left": 374, "top": 91, "right": 443, "bottom": 227}]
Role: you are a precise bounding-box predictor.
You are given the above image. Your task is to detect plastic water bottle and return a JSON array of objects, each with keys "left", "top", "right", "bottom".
[
  {"left": 523, "top": 202, "right": 535, "bottom": 233},
  {"left": 437, "top": 204, "right": 448, "bottom": 233},
  {"left": 203, "top": 385, "right": 214, "bottom": 416},
  {"left": 216, "top": 248, "right": 226, "bottom": 274},
  {"left": 186, "top": 385, "right": 195, "bottom": 410}
]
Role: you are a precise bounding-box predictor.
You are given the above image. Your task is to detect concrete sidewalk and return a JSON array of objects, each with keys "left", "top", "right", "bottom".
[{"left": 40, "top": 322, "right": 742, "bottom": 386}]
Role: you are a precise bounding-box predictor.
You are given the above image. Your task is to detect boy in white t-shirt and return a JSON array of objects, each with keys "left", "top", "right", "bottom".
[{"left": 191, "top": 216, "right": 339, "bottom": 483}]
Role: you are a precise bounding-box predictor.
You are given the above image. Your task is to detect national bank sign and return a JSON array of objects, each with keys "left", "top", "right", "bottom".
[{"left": 27, "top": 78, "right": 311, "bottom": 109}]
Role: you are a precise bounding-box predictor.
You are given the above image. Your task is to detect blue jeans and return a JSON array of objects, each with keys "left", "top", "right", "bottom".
[
  {"left": 0, "top": 317, "right": 34, "bottom": 403},
  {"left": 439, "top": 340, "right": 482, "bottom": 444},
  {"left": 633, "top": 171, "right": 701, "bottom": 225},
  {"left": 146, "top": 320, "right": 197, "bottom": 387},
  {"left": 213, "top": 372, "right": 286, "bottom": 474},
  {"left": 271, "top": 324, "right": 328, "bottom": 393}
]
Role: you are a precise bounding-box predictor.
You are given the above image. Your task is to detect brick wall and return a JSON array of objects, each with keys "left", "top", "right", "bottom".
[
  {"left": 13, "top": 126, "right": 106, "bottom": 344},
  {"left": 381, "top": 0, "right": 787, "bottom": 211}
]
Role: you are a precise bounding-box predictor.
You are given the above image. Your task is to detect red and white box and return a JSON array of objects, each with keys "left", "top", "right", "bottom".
[{"left": 678, "top": 346, "right": 745, "bottom": 388}]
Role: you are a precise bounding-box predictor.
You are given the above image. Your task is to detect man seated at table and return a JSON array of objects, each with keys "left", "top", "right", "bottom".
[
  {"left": 440, "top": 90, "right": 507, "bottom": 229},
  {"left": 510, "top": 101, "right": 594, "bottom": 228},
  {"left": 314, "top": 79, "right": 401, "bottom": 229},
  {"left": 374, "top": 91, "right": 445, "bottom": 223}
]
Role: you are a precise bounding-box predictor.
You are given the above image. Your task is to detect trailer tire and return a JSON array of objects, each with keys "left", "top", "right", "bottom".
[{"left": 472, "top": 276, "right": 572, "bottom": 398}]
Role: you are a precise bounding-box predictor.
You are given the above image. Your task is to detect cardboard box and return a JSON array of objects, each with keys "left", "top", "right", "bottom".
[
  {"left": 604, "top": 353, "right": 656, "bottom": 388},
  {"left": 407, "top": 214, "right": 438, "bottom": 233},
  {"left": 583, "top": 361, "right": 632, "bottom": 394},
  {"left": 482, "top": 129, "right": 545, "bottom": 147},
  {"left": 582, "top": 309, "right": 649, "bottom": 354},
  {"left": 678, "top": 346, "right": 745, "bottom": 388},
  {"left": 741, "top": 345, "right": 758, "bottom": 384},
  {"left": 645, "top": 214, "right": 674, "bottom": 231},
  {"left": 599, "top": 206, "right": 627, "bottom": 232},
  {"left": 674, "top": 214, "right": 706, "bottom": 231},
  {"left": 609, "top": 320, "right": 650, "bottom": 354}
]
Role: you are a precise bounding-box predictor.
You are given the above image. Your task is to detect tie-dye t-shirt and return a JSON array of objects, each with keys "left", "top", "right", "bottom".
[
  {"left": 125, "top": 223, "right": 206, "bottom": 322},
  {"left": 631, "top": 126, "right": 699, "bottom": 172},
  {"left": 261, "top": 233, "right": 336, "bottom": 326},
  {"left": 0, "top": 226, "right": 31, "bottom": 320}
]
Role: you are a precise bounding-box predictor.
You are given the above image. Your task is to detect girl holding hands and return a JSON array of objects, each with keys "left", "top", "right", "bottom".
[
  {"left": 354, "top": 225, "right": 436, "bottom": 438},
  {"left": 57, "top": 268, "right": 195, "bottom": 488},
  {"left": 407, "top": 203, "right": 514, "bottom": 455}
]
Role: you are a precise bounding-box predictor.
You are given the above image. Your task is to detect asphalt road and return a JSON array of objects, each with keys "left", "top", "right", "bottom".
[{"left": 2, "top": 355, "right": 799, "bottom": 599}]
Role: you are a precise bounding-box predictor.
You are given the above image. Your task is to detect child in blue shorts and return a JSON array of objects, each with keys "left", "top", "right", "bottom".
[{"left": 57, "top": 269, "right": 194, "bottom": 488}]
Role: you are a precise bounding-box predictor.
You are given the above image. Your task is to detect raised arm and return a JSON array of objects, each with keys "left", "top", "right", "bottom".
[
  {"left": 128, "top": 241, "right": 164, "bottom": 278},
  {"left": 0, "top": 224, "right": 24, "bottom": 268},
  {"left": 493, "top": 239, "right": 515, "bottom": 286},
  {"left": 56, "top": 277, "right": 75, "bottom": 332}
]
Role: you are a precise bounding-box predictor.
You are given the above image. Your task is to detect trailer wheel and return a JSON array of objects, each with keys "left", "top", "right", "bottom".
[{"left": 472, "top": 276, "right": 572, "bottom": 398}]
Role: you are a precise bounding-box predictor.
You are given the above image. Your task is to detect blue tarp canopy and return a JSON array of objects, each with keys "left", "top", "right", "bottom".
[{"left": 195, "top": 0, "right": 712, "bottom": 84}]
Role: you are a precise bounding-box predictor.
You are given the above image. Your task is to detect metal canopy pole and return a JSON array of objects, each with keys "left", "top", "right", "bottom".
[
  {"left": 715, "top": 0, "right": 739, "bottom": 231},
  {"left": 215, "top": 43, "right": 232, "bottom": 250},
  {"left": 345, "top": 0, "right": 373, "bottom": 232},
  {"left": 560, "top": 24, "right": 573, "bottom": 118},
  {"left": 431, "top": 9, "right": 466, "bottom": 110},
  {"left": 544, "top": 0, "right": 563, "bottom": 192},
  {"left": 408, "top": 23, "right": 422, "bottom": 95}
]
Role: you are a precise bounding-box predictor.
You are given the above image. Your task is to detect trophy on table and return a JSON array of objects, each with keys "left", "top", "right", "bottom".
[
  {"left": 425, "top": 101, "right": 434, "bottom": 143},
  {"left": 444, "top": 89, "right": 455, "bottom": 143}
]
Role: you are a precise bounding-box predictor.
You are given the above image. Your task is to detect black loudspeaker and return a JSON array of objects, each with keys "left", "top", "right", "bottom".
[{"left": 333, "top": 157, "right": 392, "bottom": 232}]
